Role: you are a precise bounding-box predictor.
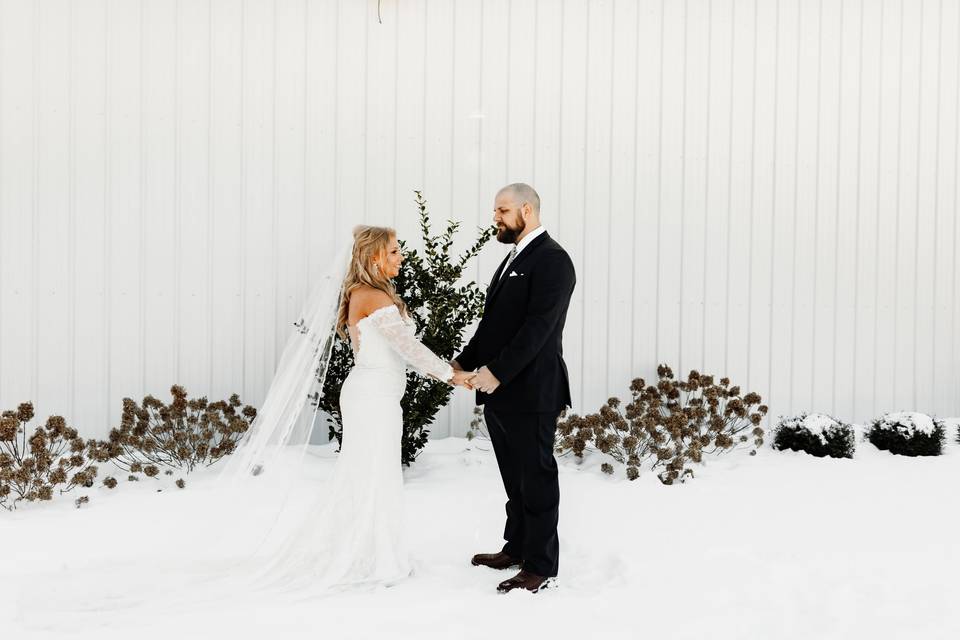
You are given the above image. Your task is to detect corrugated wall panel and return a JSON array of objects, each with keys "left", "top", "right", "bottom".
[{"left": 0, "top": 0, "right": 957, "bottom": 441}]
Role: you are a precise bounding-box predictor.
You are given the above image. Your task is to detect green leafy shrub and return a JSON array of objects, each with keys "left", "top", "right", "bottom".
[
  {"left": 318, "top": 191, "right": 495, "bottom": 465},
  {"left": 866, "top": 412, "right": 945, "bottom": 456},
  {"left": 0, "top": 402, "right": 109, "bottom": 511},
  {"left": 92, "top": 385, "right": 258, "bottom": 476},
  {"left": 772, "top": 413, "right": 855, "bottom": 459},
  {"left": 556, "top": 365, "right": 767, "bottom": 484}
]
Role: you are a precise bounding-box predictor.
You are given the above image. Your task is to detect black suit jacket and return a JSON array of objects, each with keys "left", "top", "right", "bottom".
[{"left": 456, "top": 231, "right": 576, "bottom": 413}]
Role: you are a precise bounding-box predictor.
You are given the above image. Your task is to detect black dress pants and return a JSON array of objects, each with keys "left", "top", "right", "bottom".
[{"left": 483, "top": 407, "right": 561, "bottom": 578}]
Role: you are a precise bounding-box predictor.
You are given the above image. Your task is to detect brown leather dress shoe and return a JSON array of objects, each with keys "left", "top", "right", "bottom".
[
  {"left": 496, "top": 570, "right": 556, "bottom": 594},
  {"left": 470, "top": 551, "right": 522, "bottom": 570}
]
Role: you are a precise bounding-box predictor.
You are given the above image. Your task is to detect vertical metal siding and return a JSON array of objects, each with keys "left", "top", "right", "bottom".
[{"left": 0, "top": 0, "right": 957, "bottom": 440}]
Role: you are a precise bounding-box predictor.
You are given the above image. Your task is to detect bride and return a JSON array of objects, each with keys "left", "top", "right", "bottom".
[
  {"left": 221, "top": 224, "right": 476, "bottom": 592},
  {"left": 21, "top": 225, "right": 478, "bottom": 623}
]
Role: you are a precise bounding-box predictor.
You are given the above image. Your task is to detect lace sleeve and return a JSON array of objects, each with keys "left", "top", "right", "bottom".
[{"left": 365, "top": 306, "right": 455, "bottom": 383}]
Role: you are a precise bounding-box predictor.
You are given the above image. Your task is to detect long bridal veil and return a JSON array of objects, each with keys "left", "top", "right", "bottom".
[
  {"left": 185, "top": 240, "right": 356, "bottom": 597},
  {"left": 202, "top": 240, "right": 354, "bottom": 567}
]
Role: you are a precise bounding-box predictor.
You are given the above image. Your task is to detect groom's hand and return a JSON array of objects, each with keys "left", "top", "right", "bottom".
[
  {"left": 450, "top": 359, "right": 464, "bottom": 372},
  {"left": 471, "top": 366, "right": 500, "bottom": 394},
  {"left": 451, "top": 370, "right": 477, "bottom": 389}
]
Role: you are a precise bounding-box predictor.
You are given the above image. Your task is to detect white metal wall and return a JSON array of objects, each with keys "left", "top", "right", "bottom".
[{"left": 1, "top": 0, "right": 958, "bottom": 441}]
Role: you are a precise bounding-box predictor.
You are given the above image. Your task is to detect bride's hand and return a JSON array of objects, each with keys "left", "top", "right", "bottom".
[{"left": 451, "top": 370, "right": 477, "bottom": 389}]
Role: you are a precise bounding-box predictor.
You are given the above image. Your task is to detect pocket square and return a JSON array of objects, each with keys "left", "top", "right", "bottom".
[{"left": 508, "top": 271, "right": 522, "bottom": 278}]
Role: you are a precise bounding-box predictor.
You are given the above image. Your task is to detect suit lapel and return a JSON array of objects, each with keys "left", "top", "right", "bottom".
[
  {"left": 485, "top": 253, "right": 513, "bottom": 310},
  {"left": 486, "top": 232, "right": 550, "bottom": 308}
]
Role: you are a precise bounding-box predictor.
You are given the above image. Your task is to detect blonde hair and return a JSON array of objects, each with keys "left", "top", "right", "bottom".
[{"left": 336, "top": 225, "right": 408, "bottom": 339}]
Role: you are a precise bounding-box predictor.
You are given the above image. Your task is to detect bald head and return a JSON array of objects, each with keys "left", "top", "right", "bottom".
[
  {"left": 497, "top": 183, "right": 541, "bottom": 216},
  {"left": 493, "top": 183, "right": 542, "bottom": 245}
]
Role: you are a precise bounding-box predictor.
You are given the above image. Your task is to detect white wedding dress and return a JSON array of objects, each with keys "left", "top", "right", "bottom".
[
  {"left": 20, "top": 251, "right": 461, "bottom": 623},
  {"left": 254, "top": 303, "right": 454, "bottom": 591}
]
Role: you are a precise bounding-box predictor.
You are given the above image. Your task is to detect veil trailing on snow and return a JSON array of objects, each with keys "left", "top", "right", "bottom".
[
  {"left": 177, "top": 238, "right": 358, "bottom": 587},
  {"left": 177, "top": 237, "right": 359, "bottom": 596}
]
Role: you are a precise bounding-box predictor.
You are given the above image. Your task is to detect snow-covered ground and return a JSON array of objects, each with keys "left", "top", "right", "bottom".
[{"left": 3, "top": 421, "right": 959, "bottom": 640}]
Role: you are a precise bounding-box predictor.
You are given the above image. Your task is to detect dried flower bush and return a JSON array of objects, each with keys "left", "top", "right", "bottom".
[
  {"left": 556, "top": 365, "right": 768, "bottom": 484},
  {"left": 92, "top": 385, "right": 258, "bottom": 475},
  {"left": 866, "top": 412, "right": 945, "bottom": 457},
  {"left": 0, "top": 402, "right": 109, "bottom": 511},
  {"left": 772, "top": 413, "right": 855, "bottom": 459}
]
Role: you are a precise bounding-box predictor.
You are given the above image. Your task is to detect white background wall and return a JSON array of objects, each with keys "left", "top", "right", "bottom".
[{"left": 1, "top": 0, "right": 958, "bottom": 441}]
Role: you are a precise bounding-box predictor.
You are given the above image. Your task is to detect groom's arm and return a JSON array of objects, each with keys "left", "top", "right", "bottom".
[{"left": 484, "top": 250, "right": 576, "bottom": 387}]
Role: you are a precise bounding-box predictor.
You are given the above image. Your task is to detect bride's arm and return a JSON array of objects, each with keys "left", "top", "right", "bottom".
[{"left": 362, "top": 303, "right": 455, "bottom": 384}]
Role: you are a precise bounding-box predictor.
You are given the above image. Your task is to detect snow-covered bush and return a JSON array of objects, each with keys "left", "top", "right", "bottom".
[
  {"left": 90, "top": 385, "right": 258, "bottom": 476},
  {"left": 772, "top": 413, "right": 855, "bottom": 459},
  {"left": 0, "top": 402, "right": 111, "bottom": 511},
  {"left": 555, "top": 364, "right": 767, "bottom": 484},
  {"left": 866, "top": 412, "right": 946, "bottom": 457}
]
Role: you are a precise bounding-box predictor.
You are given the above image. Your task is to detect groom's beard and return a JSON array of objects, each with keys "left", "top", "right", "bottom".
[{"left": 496, "top": 219, "right": 525, "bottom": 244}]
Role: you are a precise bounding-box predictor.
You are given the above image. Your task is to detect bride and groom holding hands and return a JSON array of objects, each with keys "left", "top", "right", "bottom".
[{"left": 264, "top": 182, "right": 576, "bottom": 595}]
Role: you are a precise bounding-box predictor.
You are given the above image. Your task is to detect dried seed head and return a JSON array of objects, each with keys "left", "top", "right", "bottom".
[
  {"left": 46, "top": 415, "right": 67, "bottom": 436},
  {"left": 0, "top": 417, "right": 18, "bottom": 441},
  {"left": 17, "top": 402, "right": 35, "bottom": 422}
]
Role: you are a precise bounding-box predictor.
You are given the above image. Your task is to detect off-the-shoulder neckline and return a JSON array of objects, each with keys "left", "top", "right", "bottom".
[
  {"left": 358, "top": 304, "right": 398, "bottom": 323},
  {"left": 351, "top": 303, "right": 414, "bottom": 328}
]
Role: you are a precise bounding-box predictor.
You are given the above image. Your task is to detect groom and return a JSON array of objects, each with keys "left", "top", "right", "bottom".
[{"left": 453, "top": 183, "right": 576, "bottom": 594}]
